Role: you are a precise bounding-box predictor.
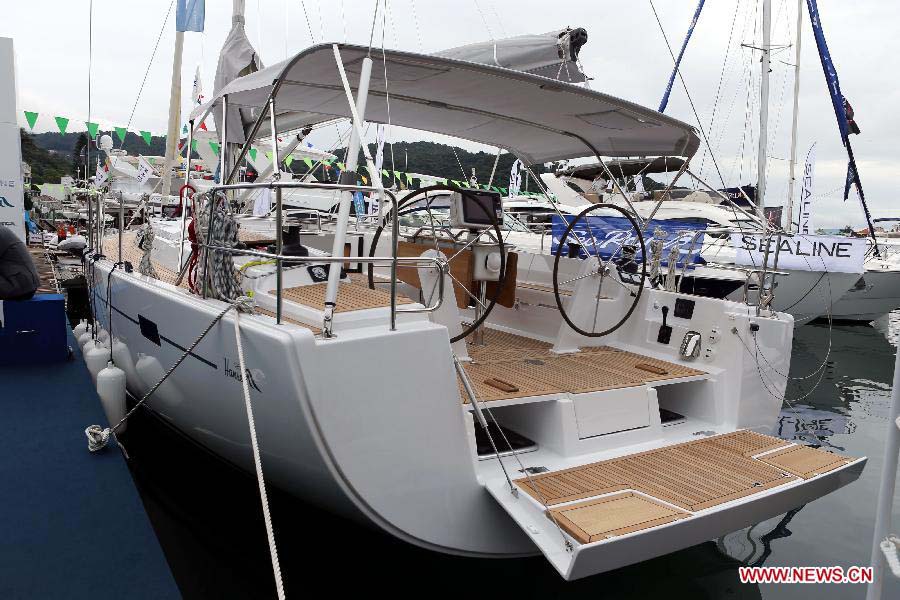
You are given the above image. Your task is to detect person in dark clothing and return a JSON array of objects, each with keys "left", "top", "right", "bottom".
[{"left": 0, "top": 226, "right": 40, "bottom": 300}]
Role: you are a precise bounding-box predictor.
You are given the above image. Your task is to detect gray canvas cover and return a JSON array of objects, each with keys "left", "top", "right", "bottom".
[
  {"left": 435, "top": 28, "right": 589, "bottom": 82},
  {"left": 212, "top": 13, "right": 263, "bottom": 142},
  {"left": 192, "top": 43, "right": 700, "bottom": 164}
]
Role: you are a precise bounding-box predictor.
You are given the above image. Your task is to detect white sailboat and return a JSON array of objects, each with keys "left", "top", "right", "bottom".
[{"left": 82, "top": 4, "right": 865, "bottom": 582}]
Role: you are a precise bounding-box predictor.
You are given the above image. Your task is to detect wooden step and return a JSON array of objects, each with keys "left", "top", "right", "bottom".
[{"left": 516, "top": 431, "right": 853, "bottom": 512}]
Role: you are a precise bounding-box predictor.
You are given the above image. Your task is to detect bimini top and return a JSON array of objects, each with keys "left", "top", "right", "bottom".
[{"left": 192, "top": 43, "right": 700, "bottom": 165}]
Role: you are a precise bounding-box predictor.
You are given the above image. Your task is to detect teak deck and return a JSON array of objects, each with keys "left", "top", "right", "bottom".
[
  {"left": 516, "top": 430, "right": 853, "bottom": 516},
  {"left": 459, "top": 327, "right": 705, "bottom": 403},
  {"left": 277, "top": 282, "right": 414, "bottom": 312}
]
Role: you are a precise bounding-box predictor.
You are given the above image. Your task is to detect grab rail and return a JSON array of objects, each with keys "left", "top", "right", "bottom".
[{"left": 199, "top": 179, "right": 440, "bottom": 333}]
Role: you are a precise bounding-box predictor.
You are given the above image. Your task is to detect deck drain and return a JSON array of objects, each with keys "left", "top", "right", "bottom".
[{"left": 524, "top": 358, "right": 545, "bottom": 366}]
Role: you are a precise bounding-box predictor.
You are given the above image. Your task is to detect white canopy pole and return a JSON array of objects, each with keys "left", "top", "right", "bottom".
[
  {"left": 161, "top": 31, "right": 184, "bottom": 197},
  {"left": 785, "top": 0, "right": 803, "bottom": 231},
  {"left": 323, "top": 46, "right": 373, "bottom": 337},
  {"left": 756, "top": 0, "right": 772, "bottom": 211}
]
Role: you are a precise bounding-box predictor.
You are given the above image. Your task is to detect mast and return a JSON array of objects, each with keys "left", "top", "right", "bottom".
[
  {"left": 756, "top": 0, "right": 772, "bottom": 212},
  {"left": 784, "top": 0, "right": 803, "bottom": 231},
  {"left": 160, "top": 30, "right": 184, "bottom": 197}
]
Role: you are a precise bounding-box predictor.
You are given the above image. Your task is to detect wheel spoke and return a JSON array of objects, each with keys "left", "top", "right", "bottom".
[
  {"left": 559, "top": 271, "right": 596, "bottom": 287},
  {"left": 448, "top": 272, "right": 489, "bottom": 311},
  {"left": 448, "top": 228, "right": 491, "bottom": 263}
]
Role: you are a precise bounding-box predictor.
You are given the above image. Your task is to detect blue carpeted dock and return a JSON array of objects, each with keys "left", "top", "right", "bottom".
[{"left": 0, "top": 329, "right": 179, "bottom": 599}]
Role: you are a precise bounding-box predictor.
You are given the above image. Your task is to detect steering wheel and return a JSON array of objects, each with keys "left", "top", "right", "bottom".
[
  {"left": 367, "top": 184, "right": 507, "bottom": 343},
  {"left": 552, "top": 203, "right": 647, "bottom": 337}
]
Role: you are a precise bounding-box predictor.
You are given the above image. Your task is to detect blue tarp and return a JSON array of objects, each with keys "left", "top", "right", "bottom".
[{"left": 551, "top": 215, "right": 708, "bottom": 268}]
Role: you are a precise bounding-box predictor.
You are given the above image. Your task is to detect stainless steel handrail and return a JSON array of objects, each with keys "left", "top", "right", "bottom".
[
  {"left": 198, "top": 243, "right": 446, "bottom": 315},
  {"left": 202, "top": 179, "right": 408, "bottom": 331}
]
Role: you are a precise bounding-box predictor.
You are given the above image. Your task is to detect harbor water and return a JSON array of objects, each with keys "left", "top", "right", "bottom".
[{"left": 119, "top": 317, "right": 900, "bottom": 599}]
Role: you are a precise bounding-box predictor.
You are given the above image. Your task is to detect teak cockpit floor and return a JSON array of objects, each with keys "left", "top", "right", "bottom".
[
  {"left": 516, "top": 430, "right": 853, "bottom": 514},
  {"left": 459, "top": 327, "right": 705, "bottom": 403}
]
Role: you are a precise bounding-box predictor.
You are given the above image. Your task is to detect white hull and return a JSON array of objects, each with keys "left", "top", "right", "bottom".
[
  {"left": 829, "top": 264, "right": 900, "bottom": 322},
  {"left": 85, "top": 239, "right": 863, "bottom": 579}
]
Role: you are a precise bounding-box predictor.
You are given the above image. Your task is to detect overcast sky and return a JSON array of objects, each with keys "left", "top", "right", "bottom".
[{"left": 1, "top": 1, "right": 896, "bottom": 228}]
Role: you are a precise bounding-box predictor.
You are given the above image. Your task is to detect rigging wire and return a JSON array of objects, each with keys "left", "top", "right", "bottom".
[
  {"left": 696, "top": 0, "right": 743, "bottom": 181},
  {"left": 299, "top": 0, "right": 316, "bottom": 43},
  {"left": 472, "top": 0, "right": 495, "bottom": 40},
  {"left": 122, "top": 0, "right": 176, "bottom": 147},
  {"left": 647, "top": 0, "right": 728, "bottom": 189},
  {"left": 409, "top": 0, "right": 425, "bottom": 52}
]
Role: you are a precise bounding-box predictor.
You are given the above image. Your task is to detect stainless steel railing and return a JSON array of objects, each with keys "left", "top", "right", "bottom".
[{"left": 195, "top": 179, "right": 447, "bottom": 332}]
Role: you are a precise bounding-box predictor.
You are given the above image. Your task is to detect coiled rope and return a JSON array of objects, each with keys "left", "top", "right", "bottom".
[{"left": 192, "top": 193, "right": 243, "bottom": 300}]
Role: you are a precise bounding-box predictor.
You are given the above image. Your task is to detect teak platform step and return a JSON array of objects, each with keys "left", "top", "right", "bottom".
[
  {"left": 547, "top": 491, "right": 689, "bottom": 544},
  {"left": 516, "top": 431, "right": 853, "bottom": 515},
  {"left": 459, "top": 331, "right": 706, "bottom": 402},
  {"left": 275, "top": 281, "right": 414, "bottom": 313}
]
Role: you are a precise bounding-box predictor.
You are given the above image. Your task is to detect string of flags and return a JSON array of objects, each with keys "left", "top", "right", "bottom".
[{"left": 21, "top": 109, "right": 543, "bottom": 196}]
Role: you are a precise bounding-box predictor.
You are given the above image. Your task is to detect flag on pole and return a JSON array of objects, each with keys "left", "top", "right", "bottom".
[
  {"left": 176, "top": 0, "right": 205, "bottom": 32},
  {"left": 508, "top": 159, "right": 523, "bottom": 197},
  {"left": 95, "top": 162, "right": 109, "bottom": 185},
  {"left": 843, "top": 160, "right": 856, "bottom": 202},
  {"left": 136, "top": 155, "right": 155, "bottom": 185}
]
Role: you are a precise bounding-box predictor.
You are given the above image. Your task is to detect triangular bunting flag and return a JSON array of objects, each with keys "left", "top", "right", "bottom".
[
  {"left": 265, "top": 151, "right": 273, "bottom": 161},
  {"left": 284, "top": 155, "right": 294, "bottom": 168},
  {"left": 85, "top": 122, "right": 99, "bottom": 138},
  {"left": 209, "top": 141, "right": 220, "bottom": 156},
  {"left": 336, "top": 162, "right": 346, "bottom": 171},
  {"left": 381, "top": 169, "right": 389, "bottom": 178},
  {"left": 199, "top": 121, "right": 208, "bottom": 131},
  {"left": 393, "top": 171, "right": 401, "bottom": 180},
  {"left": 182, "top": 124, "right": 188, "bottom": 134},
  {"left": 360, "top": 175, "right": 368, "bottom": 184},
  {"left": 303, "top": 158, "right": 313, "bottom": 169},
  {"left": 24, "top": 111, "right": 38, "bottom": 130},
  {"left": 114, "top": 127, "right": 127, "bottom": 143},
  {"left": 190, "top": 139, "right": 198, "bottom": 152},
  {"left": 54, "top": 116, "right": 69, "bottom": 134},
  {"left": 405, "top": 173, "right": 413, "bottom": 184},
  {"left": 248, "top": 147, "right": 258, "bottom": 161},
  {"left": 139, "top": 130, "right": 152, "bottom": 145}
]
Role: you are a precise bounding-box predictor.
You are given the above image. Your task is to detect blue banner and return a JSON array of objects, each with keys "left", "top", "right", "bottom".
[
  {"left": 659, "top": 0, "right": 706, "bottom": 113},
  {"left": 176, "top": 0, "right": 205, "bottom": 33},
  {"left": 806, "top": 0, "right": 849, "bottom": 143},
  {"left": 551, "top": 215, "right": 708, "bottom": 268}
]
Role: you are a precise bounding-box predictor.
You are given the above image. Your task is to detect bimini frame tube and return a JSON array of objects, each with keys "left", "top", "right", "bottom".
[{"left": 323, "top": 47, "right": 374, "bottom": 338}]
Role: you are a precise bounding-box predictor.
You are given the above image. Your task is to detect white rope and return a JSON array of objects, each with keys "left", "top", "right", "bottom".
[{"left": 233, "top": 309, "right": 286, "bottom": 600}]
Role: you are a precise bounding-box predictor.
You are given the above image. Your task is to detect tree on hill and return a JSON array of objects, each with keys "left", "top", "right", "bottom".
[{"left": 20, "top": 129, "right": 71, "bottom": 185}]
